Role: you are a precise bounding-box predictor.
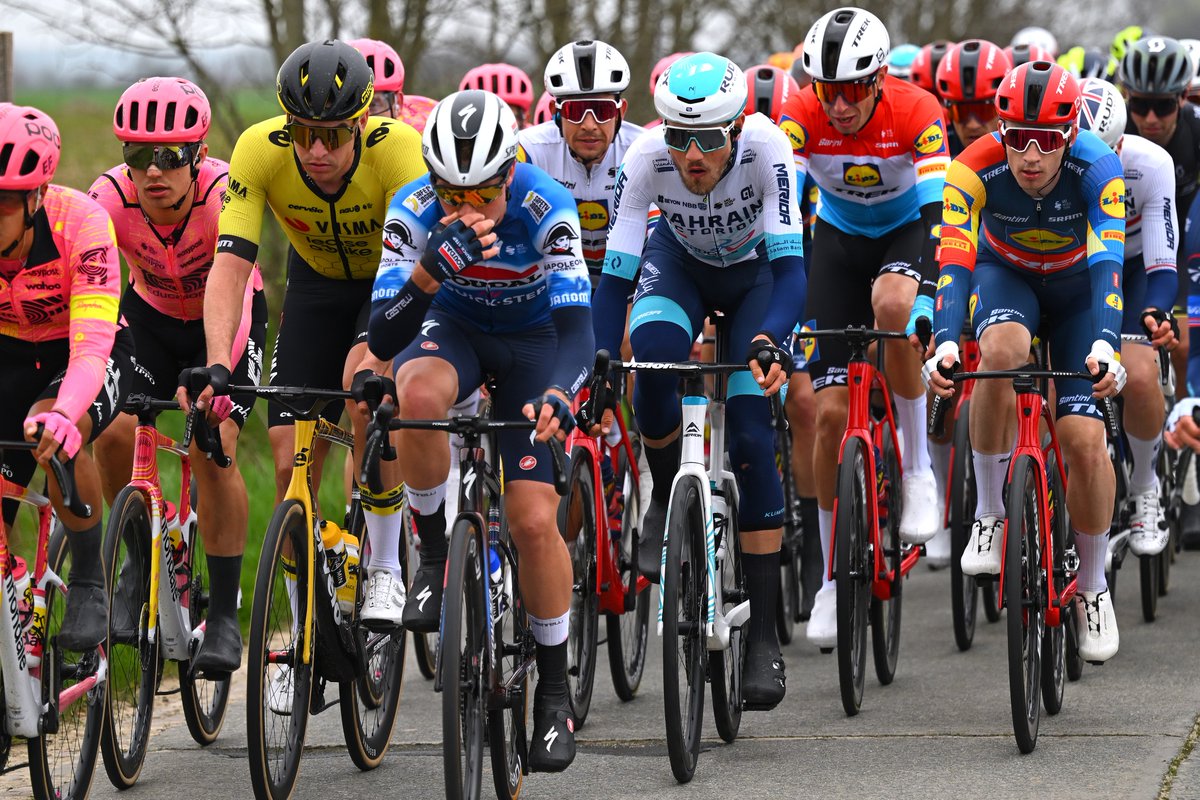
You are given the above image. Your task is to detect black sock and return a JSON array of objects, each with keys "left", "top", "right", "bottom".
[
  {"left": 68, "top": 521, "right": 105, "bottom": 588},
  {"left": 535, "top": 640, "right": 569, "bottom": 698},
  {"left": 206, "top": 554, "right": 243, "bottom": 625},
  {"left": 743, "top": 551, "right": 780, "bottom": 648},
  {"left": 413, "top": 502, "right": 448, "bottom": 562},
  {"left": 644, "top": 438, "right": 682, "bottom": 504},
  {"left": 799, "top": 497, "right": 819, "bottom": 541}
]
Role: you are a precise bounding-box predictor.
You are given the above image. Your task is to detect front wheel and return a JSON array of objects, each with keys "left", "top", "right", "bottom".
[
  {"left": 1139, "top": 552, "right": 1159, "bottom": 623},
  {"left": 870, "top": 420, "right": 903, "bottom": 685},
  {"left": 179, "top": 496, "right": 231, "bottom": 745},
  {"left": 1041, "top": 452, "right": 1068, "bottom": 716},
  {"left": 709, "top": 483, "right": 744, "bottom": 744},
  {"left": 949, "top": 400, "right": 980, "bottom": 651},
  {"left": 1005, "top": 456, "right": 1044, "bottom": 754},
  {"left": 835, "top": 437, "right": 870, "bottom": 717},
  {"left": 562, "top": 449, "right": 599, "bottom": 726},
  {"left": 607, "top": 445, "right": 649, "bottom": 701}
]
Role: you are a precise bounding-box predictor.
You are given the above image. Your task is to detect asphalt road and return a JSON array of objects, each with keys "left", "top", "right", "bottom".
[{"left": 9, "top": 546, "right": 1200, "bottom": 800}]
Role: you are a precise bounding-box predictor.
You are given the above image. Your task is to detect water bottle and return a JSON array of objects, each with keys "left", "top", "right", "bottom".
[
  {"left": 321, "top": 520, "right": 360, "bottom": 614},
  {"left": 339, "top": 531, "right": 360, "bottom": 615},
  {"left": 26, "top": 587, "right": 46, "bottom": 668},
  {"left": 488, "top": 545, "right": 504, "bottom": 621},
  {"left": 163, "top": 502, "right": 189, "bottom": 598}
]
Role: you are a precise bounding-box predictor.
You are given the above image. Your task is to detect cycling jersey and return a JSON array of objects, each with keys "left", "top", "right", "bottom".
[
  {"left": 216, "top": 114, "right": 425, "bottom": 279},
  {"left": 0, "top": 185, "right": 121, "bottom": 424},
  {"left": 779, "top": 76, "right": 950, "bottom": 237},
  {"left": 89, "top": 158, "right": 228, "bottom": 320},
  {"left": 517, "top": 120, "right": 647, "bottom": 275},
  {"left": 1117, "top": 134, "right": 1178, "bottom": 312},
  {"left": 1126, "top": 101, "right": 1200, "bottom": 225},
  {"left": 932, "top": 129, "right": 1126, "bottom": 350}
]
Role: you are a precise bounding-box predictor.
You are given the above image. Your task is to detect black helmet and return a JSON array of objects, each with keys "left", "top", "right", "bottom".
[
  {"left": 277, "top": 40, "right": 374, "bottom": 121},
  {"left": 1120, "top": 36, "right": 1192, "bottom": 95}
]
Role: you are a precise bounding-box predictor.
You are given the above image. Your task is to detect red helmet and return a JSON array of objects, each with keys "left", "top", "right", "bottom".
[
  {"left": 911, "top": 41, "right": 953, "bottom": 95},
  {"left": 532, "top": 92, "right": 555, "bottom": 125},
  {"left": 936, "top": 40, "right": 1012, "bottom": 102},
  {"left": 113, "top": 77, "right": 211, "bottom": 143},
  {"left": 460, "top": 63, "right": 534, "bottom": 112},
  {"left": 1005, "top": 43, "right": 1053, "bottom": 69},
  {"left": 0, "top": 103, "right": 60, "bottom": 189},
  {"left": 649, "top": 52, "right": 694, "bottom": 97},
  {"left": 744, "top": 64, "right": 800, "bottom": 124},
  {"left": 996, "top": 61, "right": 1081, "bottom": 126},
  {"left": 347, "top": 38, "right": 405, "bottom": 93}
]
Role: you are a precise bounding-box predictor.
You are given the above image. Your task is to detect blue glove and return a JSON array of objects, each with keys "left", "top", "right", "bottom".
[{"left": 906, "top": 295, "right": 935, "bottom": 341}]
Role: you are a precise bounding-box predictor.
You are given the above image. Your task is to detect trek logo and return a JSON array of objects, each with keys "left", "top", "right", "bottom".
[{"left": 843, "top": 163, "right": 881, "bottom": 187}]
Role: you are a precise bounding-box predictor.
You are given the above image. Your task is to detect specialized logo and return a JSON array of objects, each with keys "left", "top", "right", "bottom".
[
  {"left": 519, "top": 455, "right": 537, "bottom": 470},
  {"left": 843, "top": 163, "right": 881, "bottom": 187},
  {"left": 914, "top": 123, "right": 945, "bottom": 155},
  {"left": 416, "top": 585, "right": 432, "bottom": 611},
  {"left": 1105, "top": 292, "right": 1123, "bottom": 311},
  {"left": 1099, "top": 178, "right": 1126, "bottom": 218},
  {"left": 457, "top": 104, "right": 477, "bottom": 132},
  {"left": 544, "top": 728, "right": 559, "bottom": 752},
  {"left": 576, "top": 200, "right": 610, "bottom": 231},
  {"left": 942, "top": 187, "right": 970, "bottom": 226},
  {"left": 421, "top": 319, "right": 440, "bottom": 336},
  {"left": 779, "top": 117, "right": 807, "bottom": 151},
  {"left": 1010, "top": 228, "right": 1075, "bottom": 250}
]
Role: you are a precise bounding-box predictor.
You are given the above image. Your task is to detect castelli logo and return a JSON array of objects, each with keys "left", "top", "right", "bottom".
[
  {"left": 420, "top": 341, "right": 439, "bottom": 350},
  {"left": 519, "top": 456, "right": 537, "bottom": 470}
]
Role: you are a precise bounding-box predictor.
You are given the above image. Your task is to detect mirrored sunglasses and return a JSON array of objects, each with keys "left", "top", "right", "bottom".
[
  {"left": 556, "top": 98, "right": 621, "bottom": 124},
  {"left": 122, "top": 143, "right": 200, "bottom": 171},
  {"left": 284, "top": 121, "right": 359, "bottom": 150},
  {"left": 662, "top": 122, "right": 735, "bottom": 153}
]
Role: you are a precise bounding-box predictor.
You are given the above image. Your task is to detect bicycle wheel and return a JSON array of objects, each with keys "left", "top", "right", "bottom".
[
  {"left": 488, "top": 538, "right": 530, "bottom": 800},
  {"left": 661, "top": 475, "right": 708, "bottom": 784},
  {"left": 246, "top": 500, "right": 315, "bottom": 800},
  {"left": 1157, "top": 445, "right": 1176, "bottom": 595},
  {"left": 710, "top": 482, "right": 744, "bottom": 744},
  {"left": 1041, "top": 451, "right": 1067, "bottom": 716},
  {"left": 442, "top": 518, "right": 487, "bottom": 800},
  {"left": 1064, "top": 523, "right": 1084, "bottom": 684},
  {"left": 606, "top": 441, "right": 649, "bottom": 702},
  {"left": 1005, "top": 455, "right": 1043, "bottom": 754},
  {"left": 948, "top": 400, "right": 980, "bottom": 651},
  {"left": 179, "top": 492, "right": 231, "bottom": 746},
  {"left": 870, "top": 418, "right": 903, "bottom": 685},
  {"left": 404, "top": 508, "right": 438, "bottom": 680},
  {"left": 562, "top": 448, "right": 599, "bottom": 726},
  {"left": 27, "top": 527, "right": 106, "bottom": 800},
  {"left": 776, "top": 433, "right": 799, "bottom": 644},
  {"left": 835, "top": 437, "right": 870, "bottom": 717}
]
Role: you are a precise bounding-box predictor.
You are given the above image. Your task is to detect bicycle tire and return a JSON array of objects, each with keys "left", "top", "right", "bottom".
[
  {"left": 1041, "top": 451, "right": 1067, "bottom": 716},
  {"left": 488, "top": 535, "right": 530, "bottom": 800},
  {"left": 563, "top": 448, "right": 599, "bottom": 726},
  {"left": 1005, "top": 455, "right": 1043, "bottom": 754},
  {"left": 27, "top": 526, "right": 105, "bottom": 800},
  {"left": 179, "top": 485, "right": 231, "bottom": 746},
  {"left": 404, "top": 508, "right": 439, "bottom": 680},
  {"left": 949, "top": 400, "right": 980, "bottom": 651},
  {"left": 1157, "top": 445, "right": 1175, "bottom": 595},
  {"left": 246, "top": 500, "right": 315, "bottom": 800},
  {"left": 835, "top": 437, "right": 870, "bottom": 717},
  {"left": 710, "top": 481, "right": 744, "bottom": 744},
  {"left": 441, "top": 518, "right": 487, "bottom": 800},
  {"left": 1138, "top": 551, "right": 1159, "bottom": 622},
  {"left": 870, "top": 419, "right": 903, "bottom": 686},
  {"left": 607, "top": 440, "right": 649, "bottom": 702},
  {"left": 776, "top": 429, "right": 799, "bottom": 643},
  {"left": 661, "top": 476, "right": 707, "bottom": 784}
]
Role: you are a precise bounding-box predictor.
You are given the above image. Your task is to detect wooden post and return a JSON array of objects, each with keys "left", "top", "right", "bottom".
[{"left": 0, "top": 33, "right": 12, "bottom": 103}]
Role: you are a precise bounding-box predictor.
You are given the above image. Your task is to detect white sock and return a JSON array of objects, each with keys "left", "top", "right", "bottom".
[
  {"left": 930, "top": 439, "right": 951, "bottom": 502},
  {"left": 973, "top": 450, "right": 1010, "bottom": 519},
  {"left": 1075, "top": 530, "right": 1109, "bottom": 593},
  {"left": 1127, "top": 432, "right": 1162, "bottom": 494},
  {"left": 365, "top": 511, "right": 405, "bottom": 582},
  {"left": 818, "top": 507, "right": 834, "bottom": 590},
  {"left": 528, "top": 611, "right": 569, "bottom": 646},
  {"left": 407, "top": 483, "right": 448, "bottom": 516},
  {"left": 894, "top": 394, "right": 931, "bottom": 474}
]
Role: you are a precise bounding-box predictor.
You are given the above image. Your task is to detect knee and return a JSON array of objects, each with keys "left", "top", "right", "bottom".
[
  {"left": 396, "top": 368, "right": 453, "bottom": 418},
  {"left": 506, "top": 504, "right": 560, "bottom": 553},
  {"left": 785, "top": 379, "right": 815, "bottom": 431},
  {"left": 814, "top": 395, "right": 848, "bottom": 444},
  {"left": 977, "top": 333, "right": 1029, "bottom": 371},
  {"left": 873, "top": 295, "right": 910, "bottom": 328}
]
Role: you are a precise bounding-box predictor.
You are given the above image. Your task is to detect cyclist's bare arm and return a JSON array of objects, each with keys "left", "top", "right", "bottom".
[{"left": 185, "top": 251, "right": 254, "bottom": 411}]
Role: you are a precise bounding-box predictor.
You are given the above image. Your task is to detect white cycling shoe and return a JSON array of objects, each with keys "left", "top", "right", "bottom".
[
  {"left": 1075, "top": 589, "right": 1119, "bottom": 663},
  {"left": 361, "top": 570, "right": 406, "bottom": 629},
  {"left": 806, "top": 585, "right": 837, "bottom": 650},
  {"left": 925, "top": 525, "right": 952, "bottom": 569},
  {"left": 1128, "top": 487, "right": 1169, "bottom": 556},
  {"left": 961, "top": 516, "right": 1003, "bottom": 576},
  {"left": 899, "top": 470, "right": 939, "bottom": 544},
  {"left": 268, "top": 665, "right": 295, "bottom": 715}
]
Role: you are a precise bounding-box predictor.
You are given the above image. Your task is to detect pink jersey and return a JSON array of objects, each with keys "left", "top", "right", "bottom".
[
  {"left": 88, "top": 158, "right": 228, "bottom": 321},
  {"left": 0, "top": 185, "right": 121, "bottom": 421}
]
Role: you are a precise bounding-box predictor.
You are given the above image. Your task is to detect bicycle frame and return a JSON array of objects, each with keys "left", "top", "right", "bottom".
[{"left": 942, "top": 336, "right": 981, "bottom": 529}]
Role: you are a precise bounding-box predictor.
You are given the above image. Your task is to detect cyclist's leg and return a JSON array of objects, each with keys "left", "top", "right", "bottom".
[{"left": 785, "top": 366, "right": 822, "bottom": 611}]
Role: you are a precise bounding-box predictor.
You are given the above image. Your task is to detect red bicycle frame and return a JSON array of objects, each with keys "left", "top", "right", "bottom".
[{"left": 942, "top": 335, "right": 982, "bottom": 528}]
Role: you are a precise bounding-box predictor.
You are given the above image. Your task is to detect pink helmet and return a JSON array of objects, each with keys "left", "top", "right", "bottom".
[
  {"left": 0, "top": 103, "right": 61, "bottom": 190},
  {"left": 113, "top": 77, "right": 211, "bottom": 143},
  {"left": 532, "top": 92, "right": 555, "bottom": 125},
  {"left": 348, "top": 38, "right": 405, "bottom": 93},
  {"left": 649, "top": 52, "right": 694, "bottom": 96},
  {"left": 460, "top": 63, "right": 534, "bottom": 112},
  {"left": 400, "top": 95, "right": 437, "bottom": 132}
]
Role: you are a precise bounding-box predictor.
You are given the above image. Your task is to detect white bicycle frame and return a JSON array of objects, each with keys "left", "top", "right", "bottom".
[{"left": 150, "top": 490, "right": 202, "bottom": 662}]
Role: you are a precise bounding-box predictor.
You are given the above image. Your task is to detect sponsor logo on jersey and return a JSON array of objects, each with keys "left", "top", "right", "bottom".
[
  {"left": 284, "top": 217, "right": 311, "bottom": 232},
  {"left": 519, "top": 455, "right": 537, "bottom": 470},
  {"left": 796, "top": 320, "right": 818, "bottom": 366},
  {"left": 843, "top": 163, "right": 882, "bottom": 187},
  {"left": 969, "top": 291, "right": 979, "bottom": 322},
  {"left": 576, "top": 200, "right": 610, "bottom": 231},
  {"left": 940, "top": 237, "right": 971, "bottom": 253},
  {"left": 914, "top": 123, "right": 945, "bottom": 155},
  {"left": 420, "top": 341, "right": 439, "bottom": 350},
  {"left": 937, "top": 274, "right": 953, "bottom": 290},
  {"left": 1101, "top": 229, "right": 1125, "bottom": 243},
  {"left": 403, "top": 185, "right": 438, "bottom": 214},
  {"left": 1105, "top": 292, "right": 1123, "bottom": 311},
  {"left": 544, "top": 220, "right": 580, "bottom": 255},
  {"left": 1099, "top": 178, "right": 1126, "bottom": 218},
  {"left": 523, "top": 190, "right": 551, "bottom": 223},
  {"left": 942, "top": 187, "right": 970, "bottom": 226},
  {"left": 1010, "top": 228, "right": 1075, "bottom": 250},
  {"left": 780, "top": 117, "right": 807, "bottom": 151}
]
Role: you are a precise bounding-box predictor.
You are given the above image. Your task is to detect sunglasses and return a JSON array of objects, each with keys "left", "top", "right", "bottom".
[
  {"left": 0, "top": 190, "right": 30, "bottom": 214},
  {"left": 663, "top": 121, "right": 736, "bottom": 153},
  {"left": 284, "top": 120, "right": 359, "bottom": 150},
  {"left": 1000, "top": 123, "right": 1071, "bottom": 154},
  {"left": 369, "top": 92, "right": 398, "bottom": 116},
  {"left": 556, "top": 98, "right": 621, "bottom": 125},
  {"left": 1126, "top": 95, "right": 1180, "bottom": 118},
  {"left": 946, "top": 100, "right": 999, "bottom": 125},
  {"left": 812, "top": 74, "right": 878, "bottom": 105},
  {"left": 122, "top": 143, "right": 200, "bottom": 172},
  {"left": 431, "top": 180, "right": 506, "bottom": 207}
]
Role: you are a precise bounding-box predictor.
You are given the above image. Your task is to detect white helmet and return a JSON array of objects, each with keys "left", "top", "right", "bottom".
[
  {"left": 654, "top": 52, "right": 747, "bottom": 125},
  {"left": 1010, "top": 26, "right": 1059, "bottom": 59},
  {"left": 1180, "top": 38, "right": 1200, "bottom": 95},
  {"left": 1078, "top": 78, "right": 1126, "bottom": 151},
  {"left": 544, "top": 40, "right": 631, "bottom": 98},
  {"left": 423, "top": 90, "right": 519, "bottom": 186},
  {"left": 802, "top": 7, "right": 890, "bottom": 81}
]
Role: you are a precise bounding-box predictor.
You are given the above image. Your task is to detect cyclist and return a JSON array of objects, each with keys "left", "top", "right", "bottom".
[
  {"left": 1059, "top": 46, "right": 1109, "bottom": 81},
  {"left": 887, "top": 44, "right": 922, "bottom": 81},
  {"left": 911, "top": 41, "right": 952, "bottom": 99},
  {"left": 1007, "top": 43, "right": 1055, "bottom": 69},
  {"left": 368, "top": 89, "right": 593, "bottom": 770},
  {"left": 1010, "top": 26, "right": 1059, "bottom": 59},
  {"left": 1108, "top": 25, "right": 1144, "bottom": 79},
  {"left": 401, "top": 95, "right": 437, "bottom": 132},
  {"left": 88, "top": 77, "right": 267, "bottom": 675},
  {"left": 349, "top": 38, "right": 405, "bottom": 119},
  {"left": 461, "top": 63, "right": 535, "bottom": 128},
  {"left": 790, "top": 43, "right": 812, "bottom": 90},
  {"left": 1182, "top": 39, "right": 1200, "bottom": 104},
  {"left": 747, "top": 64, "right": 801, "bottom": 124},
  {"left": 924, "top": 61, "right": 1126, "bottom": 663},
  {"left": 780, "top": 6, "right": 948, "bottom": 648},
  {"left": 937, "top": 40, "right": 1012, "bottom": 155},
  {"left": 189, "top": 40, "right": 426, "bottom": 633},
  {"left": 0, "top": 103, "right": 134, "bottom": 650},
  {"left": 532, "top": 92, "right": 555, "bottom": 125},
  {"left": 591, "top": 52, "right": 806, "bottom": 710},
  {"left": 1077, "top": 77, "right": 1178, "bottom": 557}
]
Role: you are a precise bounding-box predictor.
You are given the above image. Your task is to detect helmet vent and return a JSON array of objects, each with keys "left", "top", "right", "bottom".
[
  {"left": 0, "top": 143, "right": 12, "bottom": 175},
  {"left": 145, "top": 101, "right": 158, "bottom": 133},
  {"left": 1024, "top": 84, "right": 1044, "bottom": 122},
  {"left": 164, "top": 103, "right": 177, "bottom": 133},
  {"left": 183, "top": 106, "right": 199, "bottom": 132},
  {"left": 577, "top": 54, "right": 595, "bottom": 92}
]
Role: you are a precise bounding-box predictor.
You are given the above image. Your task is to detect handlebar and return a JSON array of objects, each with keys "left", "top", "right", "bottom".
[
  {"left": 179, "top": 374, "right": 232, "bottom": 468},
  {"left": 574, "top": 350, "right": 612, "bottom": 433},
  {"left": 0, "top": 432, "right": 91, "bottom": 518}
]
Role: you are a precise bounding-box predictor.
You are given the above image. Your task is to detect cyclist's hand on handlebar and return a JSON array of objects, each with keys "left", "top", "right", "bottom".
[
  {"left": 524, "top": 389, "right": 574, "bottom": 443},
  {"left": 419, "top": 212, "right": 498, "bottom": 283},
  {"left": 1165, "top": 399, "right": 1200, "bottom": 452},
  {"left": 23, "top": 411, "right": 81, "bottom": 461},
  {"left": 922, "top": 341, "right": 959, "bottom": 398},
  {"left": 176, "top": 364, "right": 231, "bottom": 416},
  {"left": 350, "top": 351, "right": 397, "bottom": 417},
  {"left": 1086, "top": 340, "right": 1125, "bottom": 397},
  {"left": 906, "top": 296, "right": 935, "bottom": 357},
  {"left": 1141, "top": 308, "right": 1178, "bottom": 350},
  {"left": 747, "top": 334, "right": 791, "bottom": 397}
]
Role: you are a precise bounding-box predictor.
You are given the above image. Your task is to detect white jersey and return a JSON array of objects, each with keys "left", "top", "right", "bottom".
[
  {"left": 518, "top": 120, "right": 647, "bottom": 278},
  {"left": 1120, "top": 133, "right": 1177, "bottom": 272}
]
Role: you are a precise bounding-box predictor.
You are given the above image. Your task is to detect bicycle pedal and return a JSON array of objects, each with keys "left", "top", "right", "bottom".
[
  {"left": 1064, "top": 548, "right": 1080, "bottom": 574},
  {"left": 819, "top": 647, "right": 833, "bottom": 655}
]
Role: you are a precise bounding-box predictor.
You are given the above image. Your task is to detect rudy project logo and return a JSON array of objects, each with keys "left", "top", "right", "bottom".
[
  {"left": 843, "top": 163, "right": 882, "bottom": 187},
  {"left": 779, "top": 117, "right": 807, "bottom": 151},
  {"left": 942, "top": 187, "right": 970, "bottom": 226},
  {"left": 914, "top": 123, "right": 945, "bottom": 155},
  {"left": 1100, "top": 178, "right": 1126, "bottom": 218}
]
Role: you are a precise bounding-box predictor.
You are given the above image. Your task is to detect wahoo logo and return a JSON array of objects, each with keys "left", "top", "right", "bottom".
[{"left": 843, "top": 163, "right": 881, "bottom": 187}]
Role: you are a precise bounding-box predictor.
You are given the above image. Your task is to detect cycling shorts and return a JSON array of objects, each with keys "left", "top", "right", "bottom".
[{"left": 268, "top": 248, "right": 372, "bottom": 427}]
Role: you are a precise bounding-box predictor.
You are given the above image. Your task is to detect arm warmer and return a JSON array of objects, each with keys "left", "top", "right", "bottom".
[
  {"left": 549, "top": 304, "right": 596, "bottom": 399},
  {"left": 367, "top": 278, "right": 438, "bottom": 361},
  {"left": 760, "top": 254, "right": 807, "bottom": 346}
]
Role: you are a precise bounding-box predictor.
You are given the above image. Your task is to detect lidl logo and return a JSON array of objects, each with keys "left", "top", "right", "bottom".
[
  {"left": 1105, "top": 292, "right": 1123, "bottom": 311},
  {"left": 969, "top": 291, "right": 979, "bottom": 322},
  {"left": 937, "top": 274, "right": 953, "bottom": 290},
  {"left": 780, "top": 117, "right": 808, "bottom": 151},
  {"left": 577, "top": 200, "right": 610, "bottom": 231},
  {"left": 942, "top": 187, "right": 970, "bottom": 226},
  {"left": 844, "top": 163, "right": 882, "bottom": 187},
  {"left": 915, "top": 123, "right": 945, "bottom": 155},
  {"left": 1100, "top": 178, "right": 1126, "bottom": 218},
  {"left": 1011, "top": 228, "right": 1075, "bottom": 250},
  {"left": 796, "top": 320, "right": 818, "bottom": 366}
]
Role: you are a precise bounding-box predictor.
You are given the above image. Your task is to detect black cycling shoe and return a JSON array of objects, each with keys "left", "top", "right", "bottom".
[
  {"left": 191, "top": 612, "right": 243, "bottom": 678},
  {"left": 529, "top": 690, "right": 576, "bottom": 773},
  {"left": 109, "top": 556, "right": 144, "bottom": 644},
  {"left": 58, "top": 584, "right": 109, "bottom": 651},
  {"left": 1182, "top": 502, "right": 1200, "bottom": 551},
  {"left": 742, "top": 642, "right": 786, "bottom": 711},
  {"left": 636, "top": 499, "right": 667, "bottom": 584},
  {"left": 401, "top": 560, "right": 445, "bottom": 633}
]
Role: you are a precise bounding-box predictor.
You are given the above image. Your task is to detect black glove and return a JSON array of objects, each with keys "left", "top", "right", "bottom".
[
  {"left": 420, "top": 220, "right": 485, "bottom": 283},
  {"left": 350, "top": 369, "right": 397, "bottom": 409},
  {"left": 178, "top": 364, "right": 232, "bottom": 400},
  {"left": 746, "top": 336, "right": 793, "bottom": 378},
  {"left": 1141, "top": 308, "right": 1180, "bottom": 340},
  {"left": 531, "top": 392, "right": 575, "bottom": 436}
]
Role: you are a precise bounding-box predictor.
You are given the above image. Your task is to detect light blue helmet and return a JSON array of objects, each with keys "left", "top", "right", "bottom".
[
  {"left": 654, "top": 52, "right": 747, "bottom": 125},
  {"left": 887, "top": 44, "right": 921, "bottom": 79}
]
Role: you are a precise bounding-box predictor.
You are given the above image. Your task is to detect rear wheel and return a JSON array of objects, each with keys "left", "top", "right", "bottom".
[
  {"left": 562, "top": 448, "right": 599, "bottom": 726},
  {"left": 441, "top": 519, "right": 486, "bottom": 800},
  {"left": 1139, "top": 551, "right": 1159, "bottom": 623},
  {"left": 488, "top": 537, "right": 530, "bottom": 800},
  {"left": 870, "top": 419, "right": 903, "bottom": 685},
  {"left": 1005, "top": 456, "right": 1043, "bottom": 754},
  {"left": 949, "top": 400, "right": 980, "bottom": 651},
  {"left": 709, "top": 483, "right": 744, "bottom": 744},
  {"left": 607, "top": 440, "right": 649, "bottom": 701},
  {"left": 835, "top": 437, "right": 870, "bottom": 717},
  {"left": 179, "top": 493, "right": 231, "bottom": 745}
]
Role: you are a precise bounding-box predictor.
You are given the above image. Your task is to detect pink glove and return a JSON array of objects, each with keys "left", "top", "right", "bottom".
[
  {"left": 209, "top": 395, "right": 234, "bottom": 423},
  {"left": 24, "top": 412, "right": 83, "bottom": 459}
]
